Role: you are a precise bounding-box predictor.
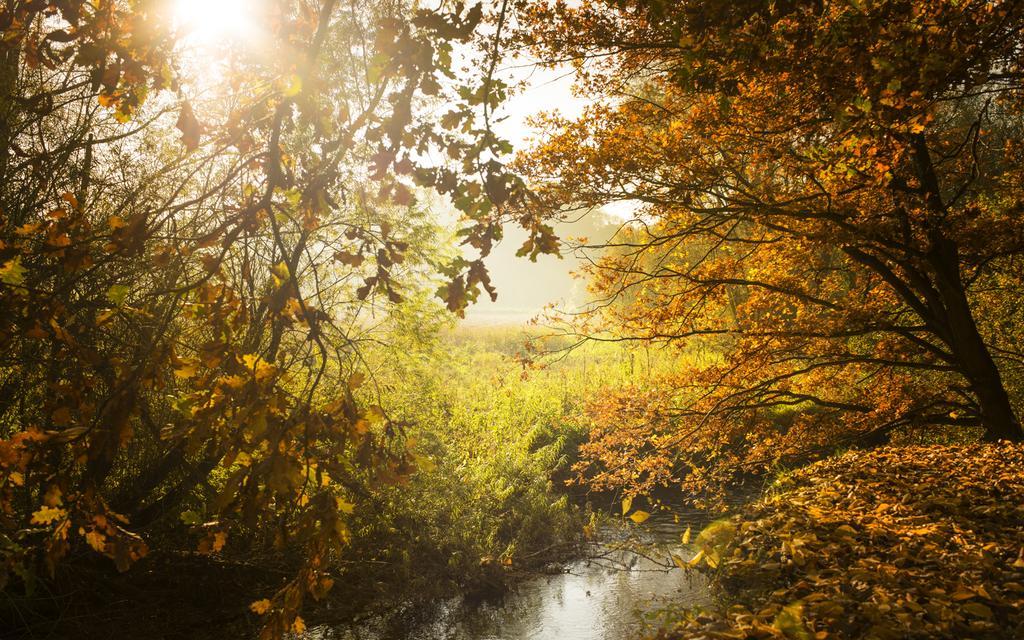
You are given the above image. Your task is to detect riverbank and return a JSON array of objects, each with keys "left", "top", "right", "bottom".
[{"left": 662, "top": 443, "right": 1024, "bottom": 640}]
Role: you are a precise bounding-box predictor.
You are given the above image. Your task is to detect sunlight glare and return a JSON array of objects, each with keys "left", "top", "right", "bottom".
[{"left": 174, "top": 0, "right": 255, "bottom": 44}]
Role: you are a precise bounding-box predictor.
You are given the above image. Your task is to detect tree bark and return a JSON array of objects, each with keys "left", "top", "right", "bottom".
[
  {"left": 927, "top": 235, "right": 1023, "bottom": 441},
  {"left": 907, "top": 134, "right": 1023, "bottom": 442}
]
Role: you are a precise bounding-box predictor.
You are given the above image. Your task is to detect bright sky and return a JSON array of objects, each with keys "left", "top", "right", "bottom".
[
  {"left": 173, "top": 0, "right": 257, "bottom": 43},
  {"left": 460, "top": 60, "right": 638, "bottom": 325},
  {"left": 494, "top": 62, "right": 586, "bottom": 146}
]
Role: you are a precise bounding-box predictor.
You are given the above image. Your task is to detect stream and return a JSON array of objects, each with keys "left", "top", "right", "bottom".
[{"left": 313, "top": 505, "right": 731, "bottom": 640}]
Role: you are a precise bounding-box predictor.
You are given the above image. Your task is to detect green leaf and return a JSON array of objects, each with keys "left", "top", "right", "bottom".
[
  {"left": 106, "top": 284, "right": 130, "bottom": 305},
  {"left": 1, "top": 256, "right": 26, "bottom": 286}
]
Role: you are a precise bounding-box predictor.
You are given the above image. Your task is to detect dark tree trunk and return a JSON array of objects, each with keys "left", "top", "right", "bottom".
[
  {"left": 906, "top": 135, "right": 1023, "bottom": 442},
  {"left": 928, "top": 235, "right": 1023, "bottom": 442}
]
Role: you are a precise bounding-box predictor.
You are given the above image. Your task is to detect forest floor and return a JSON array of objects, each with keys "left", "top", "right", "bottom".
[{"left": 661, "top": 443, "right": 1024, "bottom": 640}]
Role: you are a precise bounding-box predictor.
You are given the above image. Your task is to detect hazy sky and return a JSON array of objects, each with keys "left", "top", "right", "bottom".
[
  {"left": 460, "top": 62, "right": 624, "bottom": 325},
  {"left": 461, "top": 210, "right": 622, "bottom": 325}
]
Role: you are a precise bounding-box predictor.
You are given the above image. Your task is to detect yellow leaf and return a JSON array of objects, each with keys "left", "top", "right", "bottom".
[
  {"left": 416, "top": 454, "right": 437, "bottom": 473},
  {"left": 621, "top": 496, "right": 632, "bottom": 515},
  {"left": 835, "top": 524, "right": 857, "bottom": 538},
  {"left": 221, "top": 374, "right": 248, "bottom": 389},
  {"left": 106, "top": 284, "right": 130, "bottom": 305},
  {"left": 283, "top": 74, "right": 302, "bottom": 97},
  {"left": 174, "top": 359, "right": 199, "bottom": 379},
  {"left": 271, "top": 262, "right": 290, "bottom": 281},
  {"left": 241, "top": 353, "right": 277, "bottom": 383},
  {"left": 681, "top": 526, "right": 692, "bottom": 545},
  {"left": 366, "top": 405, "right": 386, "bottom": 424},
  {"left": 31, "top": 506, "right": 67, "bottom": 525},
  {"left": 249, "top": 599, "right": 272, "bottom": 615},
  {"left": 85, "top": 530, "right": 106, "bottom": 552},
  {"left": 175, "top": 100, "right": 202, "bottom": 150},
  {"left": 291, "top": 616, "right": 306, "bottom": 633},
  {"left": 629, "top": 510, "right": 650, "bottom": 524}
]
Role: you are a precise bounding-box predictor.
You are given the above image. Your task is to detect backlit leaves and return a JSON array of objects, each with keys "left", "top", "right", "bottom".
[{"left": 0, "top": 0, "right": 512, "bottom": 635}]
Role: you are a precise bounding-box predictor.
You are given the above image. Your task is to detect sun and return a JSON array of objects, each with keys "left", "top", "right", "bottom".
[{"left": 173, "top": 0, "right": 256, "bottom": 44}]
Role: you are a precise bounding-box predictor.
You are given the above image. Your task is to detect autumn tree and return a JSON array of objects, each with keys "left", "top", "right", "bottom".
[
  {"left": 511, "top": 0, "right": 1024, "bottom": 496},
  {"left": 0, "top": 0, "right": 537, "bottom": 635}
]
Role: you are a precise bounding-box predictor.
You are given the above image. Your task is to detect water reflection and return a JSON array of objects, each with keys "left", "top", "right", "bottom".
[
  {"left": 443, "top": 550, "right": 710, "bottom": 640},
  {"left": 319, "top": 507, "right": 724, "bottom": 640}
]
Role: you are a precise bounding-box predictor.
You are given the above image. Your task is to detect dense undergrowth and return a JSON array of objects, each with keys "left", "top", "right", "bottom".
[
  {"left": 662, "top": 444, "right": 1024, "bottom": 640},
  {"left": 1, "top": 325, "right": 655, "bottom": 638}
]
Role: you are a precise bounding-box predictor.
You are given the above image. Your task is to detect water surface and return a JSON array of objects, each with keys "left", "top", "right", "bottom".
[{"left": 318, "top": 506, "right": 725, "bottom": 640}]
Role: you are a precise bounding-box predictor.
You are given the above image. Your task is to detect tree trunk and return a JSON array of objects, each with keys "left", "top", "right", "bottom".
[
  {"left": 928, "top": 235, "right": 1023, "bottom": 441},
  {"left": 908, "top": 135, "right": 1023, "bottom": 442}
]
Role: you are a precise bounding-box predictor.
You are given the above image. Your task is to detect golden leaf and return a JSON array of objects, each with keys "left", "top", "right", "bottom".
[
  {"left": 249, "top": 599, "right": 272, "bottom": 615},
  {"left": 31, "top": 506, "right": 67, "bottom": 525},
  {"left": 629, "top": 510, "right": 650, "bottom": 524},
  {"left": 85, "top": 530, "right": 106, "bottom": 553}
]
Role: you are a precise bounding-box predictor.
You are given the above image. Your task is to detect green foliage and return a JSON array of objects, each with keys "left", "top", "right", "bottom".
[
  {"left": 333, "top": 324, "right": 607, "bottom": 601},
  {"left": 303, "top": 324, "right": 679, "bottom": 607}
]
